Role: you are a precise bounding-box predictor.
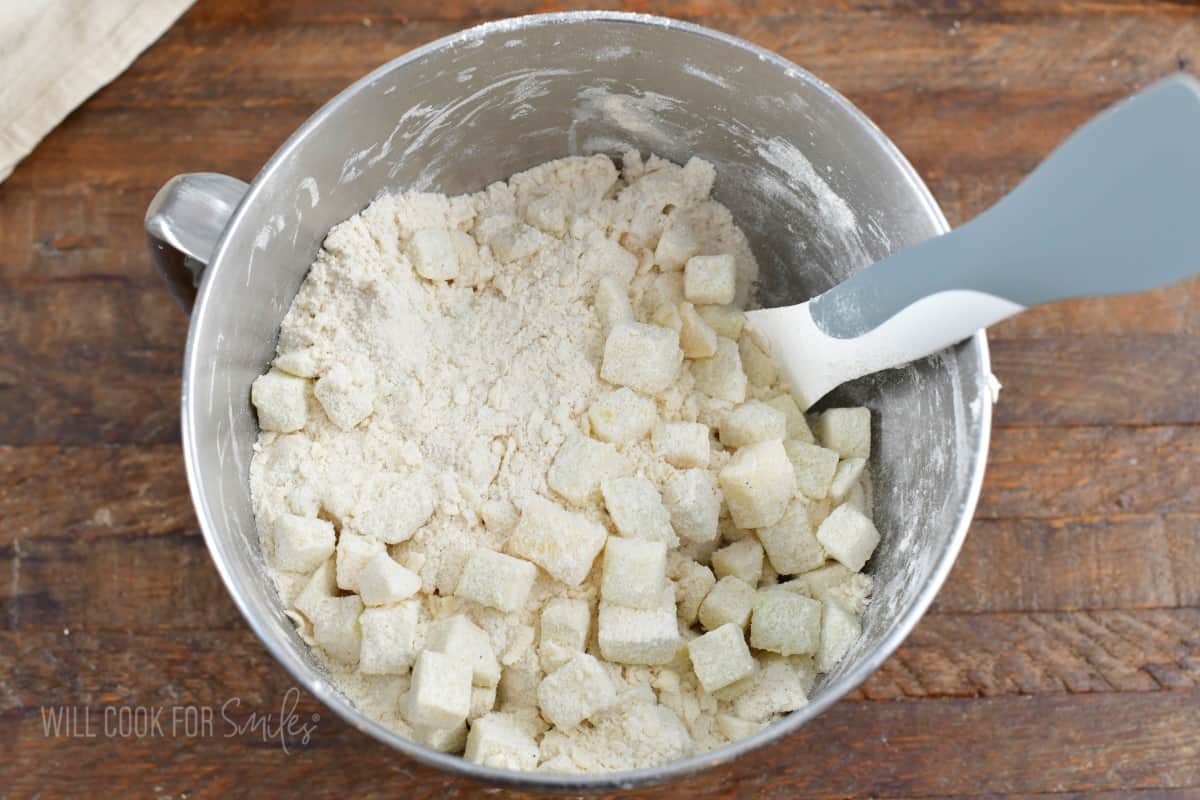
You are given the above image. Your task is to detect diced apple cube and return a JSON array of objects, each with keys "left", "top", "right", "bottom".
[
  {"left": 688, "top": 623, "right": 756, "bottom": 693},
  {"left": 672, "top": 558, "right": 716, "bottom": 626},
  {"left": 808, "top": 496, "right": 834, "bottom": 528},
  {"left": 719, "top": 439, "right": 796, "bottom": 529},
  {"left": 464, "top": 713, "right": 540, "bottom": 770},
  {"left": 697, "top": 305, "right": 746, "bottom": 339},
  {"left": 320, "top": 481, "right": 359, "bottom": 527},
  {"left": 602, "top": 537, "right": 668, "bottom": 610},
  {"left": 413, "top": 721, "right": 468, "bottom": 753},
  {"left": 777, "top": 563, "right": 850, "bottom": 599},
  {"left": 314, "top": 361, "right": 375, "bottom": 430},
  {"left": 353, "top": 471, "right": 436, "bottom": 544},
  {"left": 598, "top": 587, "right": 680, "bottom": 665},
  {"left": 594, "top": 276, "right": 634, "bottom": 333},
  {"left": 829, "top": 458, "right": 867, "bottom": 502},
  {"left": 787, "top": 654, "right": 820, "bottom": 694},
  {"left": 760, "top": 558, "right": 779, "bottom": 587},
  {"left": 271, "top": 514, "right": 334, "bottom": 574},
  {"left": 683, "top": 254, "right": 736, "bottom": 305},
  {"left": 698, "top": 576, "right": 756, "bottom": 631},
  {"left": 651, "top": 302, "right": 683, "bottom": 333},
  {"left": 537, "top": 653, "right": 617, "bottom": 728},
  {"left": 251, "top": 368, "right": 308, "bottom": 432},
  {"left": 756, "top": 499, "right": 825, "bottom": 576},
  {"left": 662, "top": 469, "right": 721, "bottom": 544},
  {"left": 818, "top": 599, "right": 862, "bottom": 672},
  {"left": 645, "top": 271, "right": 685, "bottom": 310},
  {"left": 357, "top": 551, "right": 422, "bottom": 605},
  {"left": 783, "top": 440, "right": 839, "bottom": 500},
  {"left": 600, "top": 322, "right": 683, "bottom": 395},
  {"left": 764, "top": 394, "right": 815, "bottom": 443},
  {"left": 738, "top": 333, "right": 778, "bottom": 387},
  {"left": 846, "top": 480, "right": 871, "bottom": 515},
  {"left": 691, "top": 337, "right": 747, "bottom": 403},
  {"left": 716, "top": 713, "right": 764, "bottom": 740},
  {"left": 359, "top": 601, "right": 420, "bottom": 674},
  {"left": 750, "top": 590, "right": 822, "bottom": 656},
  {"left": 335, "top": 530, "right": 385, "bottom": 592},
  {"left": 292, "top": 559, "right": 336, "bottom": 624},
  {"left": 720, "top": 401, "right": 787, "bottom": 448},
  {"left": 451, "top": 229, "right": 492, "bottom": 287},
  {"left": 480, "top": 498, "right": 519, "bottom": 534},
  {"left": 426, "top": 614, "right": 501, "bottom": 688},
  {"left": 501, "top": 625, "right": 535, "bottom": 667},
  {"left": 455, "top": 549, "right": 537, "bottom": 613},
  {"left": 506, "top": 494, "right": 608, "bottom": 586},
  {"left": 655, "top": 219, "right": 700, "bottom": 271},
  {"left": 538, "top": 642, "right": 576, "bottom": 676},
  {"left": 814, "top": 407, "right": 871, "bottom": 459},
  {"left": 731, "top": 656, "right": 809, "bottom": 722},
  {"left": 601, "top": 476, "right": 678, "bottom": 546},
  {"left": 652, "top": 421, "right": 710, "bottom": 469},
  {"left": 498, "top": 663, "right": 542, "bottom": 710},
  {"left": 588, "top": 387, "right": 657, "bottom": 444},
  {"left": 408, "top": 650, "right": 473, "bottom": 728},
  {"left": 578, "top": 226, "right": 631, "bottom": 274},
  {"left": 273, "top": 347, "right": 320, "bottom": 378},
  {"left": 539, "top": 598, "right": 591, "bottom": 672},
  {"left": 410, "top": 228, "right": 459, "bottom": 280},
  {"left": 815, "top": 505, "right": 880, "bottom": 572},
  {"left": 470, "top": 685, "right": 497, "bottom": 721},
  {"left": 711, "top": 538, "right": 764, "bottom": 586},
  {"left": 547, "top": 437, "right": 631, "bottom": 507},
  {"left": 678, "top": 302, "right": 718, "bottom": 358},
  {"left": 541, "top": 598, "right": 590, "bottom": 651},
  {"left": 311, "top": 594, "right": 363, "bottom": 664}
]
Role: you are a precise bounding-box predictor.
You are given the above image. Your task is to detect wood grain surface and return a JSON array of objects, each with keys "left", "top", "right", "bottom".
[{"left": 1, "top": 1, "right": 1198, "bottom": 797}]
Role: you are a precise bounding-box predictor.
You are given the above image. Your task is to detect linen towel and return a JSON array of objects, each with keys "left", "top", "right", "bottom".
[{"left": 0, "top": 0, "right": 195, "bottom": 181}]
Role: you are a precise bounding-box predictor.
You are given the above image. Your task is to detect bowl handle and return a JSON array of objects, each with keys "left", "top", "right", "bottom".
[{"left": 145, "top": 172, "right": 249, "bottom": 313}]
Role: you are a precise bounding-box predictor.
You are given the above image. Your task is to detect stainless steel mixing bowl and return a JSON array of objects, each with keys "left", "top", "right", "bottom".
[{"left": 145, "top": 11, "right": 991, "bottom": 790}]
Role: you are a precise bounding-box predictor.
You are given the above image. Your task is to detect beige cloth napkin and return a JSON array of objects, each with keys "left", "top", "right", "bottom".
[{"left": 0, "top": 0, "right": 195, "bottom": 182}]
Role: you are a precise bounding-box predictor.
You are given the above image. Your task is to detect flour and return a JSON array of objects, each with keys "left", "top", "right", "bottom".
[{"left": 249, "top": 152, "right": 876, "bottom": 773}]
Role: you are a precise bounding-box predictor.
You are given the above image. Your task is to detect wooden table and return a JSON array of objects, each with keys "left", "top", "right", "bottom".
[{"left": 2, "top": 1, "right": 1198, "bottom": 797}]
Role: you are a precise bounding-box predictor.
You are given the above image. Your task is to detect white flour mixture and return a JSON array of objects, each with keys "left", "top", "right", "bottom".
[{"left": 249, "top": 152, "right": 877, "bottom": 772}]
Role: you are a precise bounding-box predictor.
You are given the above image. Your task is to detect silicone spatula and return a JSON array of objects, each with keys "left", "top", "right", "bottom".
[{"left": 747, "top": 74, "right": 1200, "bottom": 409}]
